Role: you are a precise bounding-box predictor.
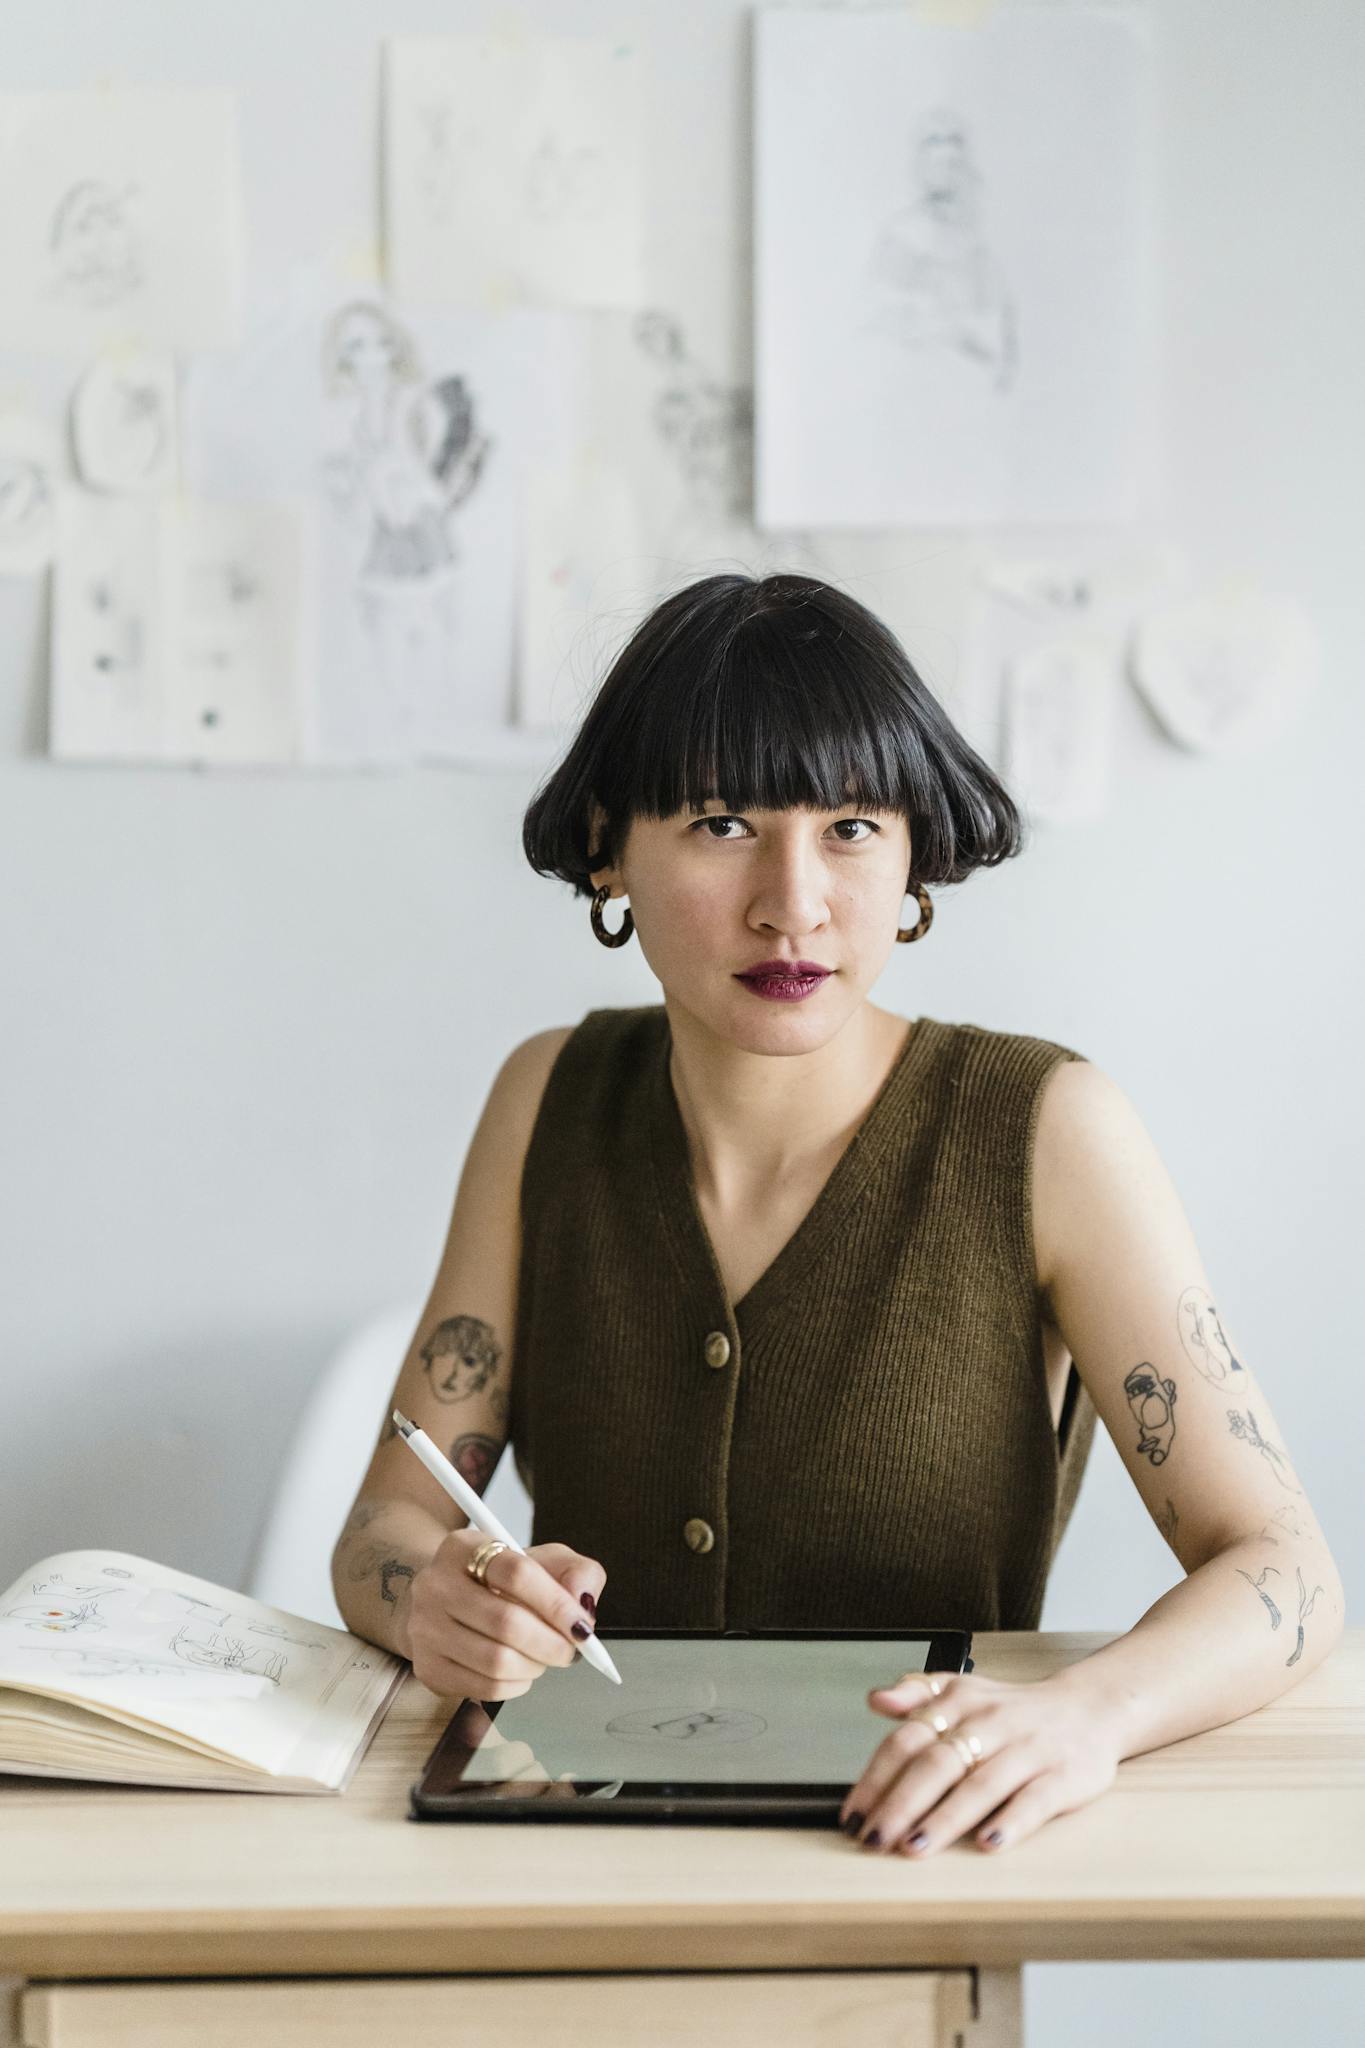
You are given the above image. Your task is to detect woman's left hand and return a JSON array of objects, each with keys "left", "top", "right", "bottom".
[{"left": 839, "top": 1668, "right": 1125, "bottom": 1857}]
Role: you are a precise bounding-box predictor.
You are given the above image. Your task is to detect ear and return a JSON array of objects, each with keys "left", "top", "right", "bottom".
[{"left": 585, "top": 799, "right": 622, "bottom": 894}]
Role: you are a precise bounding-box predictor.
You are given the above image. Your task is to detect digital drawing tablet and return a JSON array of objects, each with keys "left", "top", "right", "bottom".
[{"left": 410, "top": 1627, "right": 973, "bottom": 1824}]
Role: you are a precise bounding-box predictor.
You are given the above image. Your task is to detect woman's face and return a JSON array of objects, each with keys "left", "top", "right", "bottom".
[{"left": 590, "top": 795, "right": 912, "bottom": 1049}]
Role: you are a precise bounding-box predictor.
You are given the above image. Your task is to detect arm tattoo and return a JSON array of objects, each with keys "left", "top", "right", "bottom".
[
  {"left": 342, "top": 1533, "right": 416, "bottom": 1606},
  {"left": 1124, "top": 1362, "right": 1178, "bottom": 1465},
  {"left": 1177, "top": 1285, "right": 1248, "bottom": 1387},
  {"left": 451, "top": 1433, "right": 500, "bottom": 1493},
  {"left": 1235, "top": 1559, "right": 1325, "bottom": 1667},
  {"left": 420, "top": 1315, "right": 502, "bottom": 1403},
  {"left": 1227, "top": 1407, "right": 1302, "bottom": 1492},
  {"left": 1235, "top": 1563, "right": 1282, "bottom": 1629},
  {"left": 1288, "top": 1566, "right": 1325, "bottom": 1666}
]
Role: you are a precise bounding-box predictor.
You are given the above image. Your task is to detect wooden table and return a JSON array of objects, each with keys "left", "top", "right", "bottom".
[{"left": 4, "top": 1629, "right": 1362, "bottom": 2047}]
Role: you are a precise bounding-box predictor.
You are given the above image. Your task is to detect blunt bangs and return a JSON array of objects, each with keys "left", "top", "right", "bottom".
[{"left": 522, "top": 571, "right": 1025, "bottom": 896}]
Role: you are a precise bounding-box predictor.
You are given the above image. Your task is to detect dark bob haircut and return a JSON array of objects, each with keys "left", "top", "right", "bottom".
[{"left": 522, "top": 571, "right": 1025, "bottom": 896}]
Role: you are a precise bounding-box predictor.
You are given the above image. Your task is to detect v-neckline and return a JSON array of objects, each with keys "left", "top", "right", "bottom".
[{"left": 648, "top": 1009, "right": 934, "bottom": 1328}]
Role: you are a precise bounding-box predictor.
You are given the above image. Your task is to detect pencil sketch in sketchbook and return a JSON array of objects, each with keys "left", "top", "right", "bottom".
[
  {"left": 864, "top": 109, "right": 1017, "bottom": 394},
  {"left": 319, "top": 299, "right": 492, "bottom": 747},
  {"left": 0, "top": 1567, "right": 326, "bottom": 1687}
]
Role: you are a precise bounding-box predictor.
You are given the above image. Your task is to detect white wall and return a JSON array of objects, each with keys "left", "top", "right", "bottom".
[{"left": 1, "top": 3, "right": 1361, "bottom": 2039}]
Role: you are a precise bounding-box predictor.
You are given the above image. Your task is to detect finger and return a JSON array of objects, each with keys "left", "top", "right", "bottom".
[
  {"left": 451, "top": 1578, "right": 582, "bottom": 1669},
  {"left": 838, "top": 1714, "right": 940, "bottom": 1831},
  {"left": 959, "top": 1768, "right": 1067, "bottom": 1856},
  {"left": 872, "top": 1745, "right": 1033, "bottom": 1856},
  {"left": 532, "top": 1542, "right": 609, "bottom": 1622},
  {"left": 480, "top": 1543, "right": 599, "bottom": 1653},
  {"left": 416, "top": 1613, "right": 546, "bottom": 1689},
  {"left": 867, "top": 1672, "right": 948, "bottom": 1718},
  {"left": 408, "top": 1640, "right": 532, "bottom": 1702}
]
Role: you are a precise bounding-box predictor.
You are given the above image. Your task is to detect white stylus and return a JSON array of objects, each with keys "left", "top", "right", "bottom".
[{"left": 392, "top": 1410, "right": 622, "bottom": 1686}]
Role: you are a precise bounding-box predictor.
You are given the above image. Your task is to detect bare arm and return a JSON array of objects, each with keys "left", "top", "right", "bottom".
[
  {"left": 331, "top": 1027, "right": 571, "bottom": 1661},
  {"left": 1032, "top": 1060, "right": 1346, "bottom": 1754}
]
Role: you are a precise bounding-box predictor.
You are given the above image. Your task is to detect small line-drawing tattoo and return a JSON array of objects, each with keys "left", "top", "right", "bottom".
[
  {"left": 380, "top": 1560, "right": 415, "bottom": 1606},
  {"left": 343, "top": 1539, "right": 391, "bottom": 1585},
  {"left": 1257, "top": 1505, "right": 1307, "bottom": 1545},
  {"left": 1235, "top": 1563, "right": 1282, "bottom": 1629},
  {"left": 1156, "top": 1498, "right": 1179, "bottom": 1549},
  {"left": 451, "top": 1433, "right": 500, "bottom": 1493},
  {"left": 1227, "top": 1408, "right": 1301, "bottom": 1492},
  {"left": 420, "top": 1315, "right": 502, "bottom": 1403},
  {"left": 1287, "top": 1565, "right": 1324, "bottom": 1667},
  {"left": 1176, "top": 1286, "right": 1247, "bottom": 1387},
  {"left": 1124, "top": 1363, "right": 1178, "bottom": 1465}
]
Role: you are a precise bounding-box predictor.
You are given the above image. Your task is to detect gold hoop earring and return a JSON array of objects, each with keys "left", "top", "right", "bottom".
[
  {"left": 896, "top": 882, "right": 934, "bottom": 944},
  {"left": 590, "top": 884, "right": 634, "bottom": 948}
]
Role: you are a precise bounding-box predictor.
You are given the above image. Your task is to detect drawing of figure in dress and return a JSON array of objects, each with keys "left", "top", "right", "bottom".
[
  {"left": 865, "top": 108, "right": 1017, "bottom": 393},
  {"left": 320, "top": 301, "right": 492, "bottom": 741}
]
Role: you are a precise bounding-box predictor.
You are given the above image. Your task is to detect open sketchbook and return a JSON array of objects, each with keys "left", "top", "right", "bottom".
[{"left": 0, "top": 1550, "right": 405, "bottom": 1794}]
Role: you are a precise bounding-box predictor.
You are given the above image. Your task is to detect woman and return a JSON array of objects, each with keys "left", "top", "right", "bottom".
[{"left": 333, "top": 572, "right": 1343, "bottom": 1858}]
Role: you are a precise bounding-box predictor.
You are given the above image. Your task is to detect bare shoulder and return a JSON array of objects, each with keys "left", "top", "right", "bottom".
[
  {"left": 485, "top": 1025, "right": 577, "bottom": 1147},
  {"left": 1032, "top": 1056, "right": 1171, "bottom": 1299}
]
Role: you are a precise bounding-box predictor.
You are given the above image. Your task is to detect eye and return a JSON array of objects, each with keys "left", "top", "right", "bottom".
[{"left": 688, "top": 815, "right": 883, "bottom": 842}]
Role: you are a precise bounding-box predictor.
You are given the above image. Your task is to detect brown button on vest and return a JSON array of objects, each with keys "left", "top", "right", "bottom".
[{"left": 510, "top": 1005, "right": 1096, "bottom": 1631}]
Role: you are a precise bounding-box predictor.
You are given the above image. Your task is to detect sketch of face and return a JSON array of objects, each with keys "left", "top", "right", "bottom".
[
  {"left": 420, "top": 1315, "right": 500, "bottom": 1401},
  {"left": 49, "top": 180, "right": 141, "bottom": 305},
  {"left": 915, "top": 127, "right": 979, "bottom": 229},
  {"left": 1178, "top": 1286, "right": 1242, "bottom": 1385},
  {"left": 327, "top": 306, "right": 407, "bottom": 395},
  {"left": 1123, "top": 1363, "right": 1178, "bottom": 1465}
]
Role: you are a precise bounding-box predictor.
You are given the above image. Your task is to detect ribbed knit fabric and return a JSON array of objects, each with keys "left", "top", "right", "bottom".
[{"left": 510, "top": 1005, "right": 1097, "bottom": 1632}]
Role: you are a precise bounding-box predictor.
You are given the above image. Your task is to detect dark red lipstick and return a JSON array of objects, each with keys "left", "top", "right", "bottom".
[{"left": 734, "top": 959, "right": 832, "bottom": 1004}]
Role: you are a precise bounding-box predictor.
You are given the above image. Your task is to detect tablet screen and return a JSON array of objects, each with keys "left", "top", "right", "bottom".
[{"left": 456, "top": 1635, "right": 936, "bottom": 1787}]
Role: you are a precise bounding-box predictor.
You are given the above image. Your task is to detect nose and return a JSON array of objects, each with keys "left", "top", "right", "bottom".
[{"left": 748, "top": 830, "right": 830, "bottom": 938}]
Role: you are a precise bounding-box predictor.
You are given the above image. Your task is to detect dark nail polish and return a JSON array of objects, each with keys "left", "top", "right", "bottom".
[
  {"left": 571, "top": 1620, "right": 592, "bottom": 1640},
  {"left": 580, "top": 1592, "right": 597, "bottom": 1614},
  {"left": 862, "top": 1827, "right": 882, "bottom": 1848},
  {"left": 842, "top": 1812, "right": 863, "bottom": 1836}
]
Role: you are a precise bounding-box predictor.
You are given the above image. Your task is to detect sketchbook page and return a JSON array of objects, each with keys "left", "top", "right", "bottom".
[
  {"left": 0, "top": 1551, "right": 403, "bottom": 1782},
  {"left": 384, "top": 33, "right": 644, "bottom": 311},
  {"left": 754, "top": 7, "right": 1154, "bottom": 526},
  {"left": 0, "top": 90, "right": 244, "bottom": 354}
]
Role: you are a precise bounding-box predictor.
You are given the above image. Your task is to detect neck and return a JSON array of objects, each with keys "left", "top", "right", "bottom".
[{"left": 665, "top": 1001, "right": 910, "bottom": 1205}]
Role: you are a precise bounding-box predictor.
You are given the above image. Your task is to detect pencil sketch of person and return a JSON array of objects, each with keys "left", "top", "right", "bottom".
[
  {"left": 633, "top": 310, "right": 753, "bottom": 526},
  {"left": 522, "top": 131, "right": 610, "bottom": 223},
  {"left": 319, "top": 300, "right": 492, "bottom": 742},
  {"left": 865, "top": 108, "right": 1017, "bottom": 393},
  {"left": 47, "top": 180, "right": 144, "bottom": 308}
]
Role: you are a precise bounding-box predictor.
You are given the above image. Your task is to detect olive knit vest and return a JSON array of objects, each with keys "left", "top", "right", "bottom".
[{"left": 509, "top": 1004, "right": 1096, "bottom": 1632}]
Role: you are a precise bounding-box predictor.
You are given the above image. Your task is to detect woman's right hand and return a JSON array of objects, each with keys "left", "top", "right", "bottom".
[{"left": 405, "top": 1524, "right": 607, "bottom": 1701}]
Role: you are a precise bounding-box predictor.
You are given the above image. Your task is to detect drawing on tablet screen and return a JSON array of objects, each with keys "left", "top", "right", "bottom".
[{"left": 604, "top": 1707, "right": 767, "bottom": 1745}]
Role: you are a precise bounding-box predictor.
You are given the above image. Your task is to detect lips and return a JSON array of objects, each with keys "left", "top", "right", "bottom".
[{"left": 736, "top": 960, "right": 831, "bottom": 979}]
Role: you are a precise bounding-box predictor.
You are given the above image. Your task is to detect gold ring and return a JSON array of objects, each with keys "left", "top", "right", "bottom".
[
  {"left": 937, "top": 1729, "right": 983, "bottom": 1774},
  {"left": 913, "top": 1708, "right": 952, "bottom": 1735},
  {"left": 466, "top": 1538, "right": 509, "bottom": 1585}
]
